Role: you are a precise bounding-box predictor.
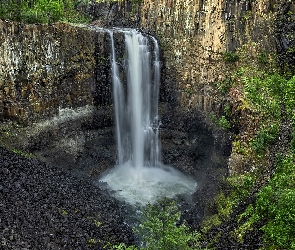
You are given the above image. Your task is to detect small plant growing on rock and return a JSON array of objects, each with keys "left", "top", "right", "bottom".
[
  {"left": 218, "top": 116, "right": 231, "bottom": 130},
  {"left": 257, "top": 50, "right": 268, "bottom": 64},
  {"left": 222, "top": 51, "right": 239, "bottom": 63},
  {"left": 250, "top": 124, "right": 279, "bottom": 157}
]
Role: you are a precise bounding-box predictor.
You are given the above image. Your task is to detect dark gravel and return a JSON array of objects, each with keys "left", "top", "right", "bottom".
[{"left": 0, "top": 147, "right": 134, "bottom": 249}]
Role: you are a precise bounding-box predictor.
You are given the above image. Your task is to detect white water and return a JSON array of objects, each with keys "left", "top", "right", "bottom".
[{"left": 100, "top": 29, "right": 197, "bottom": 206}]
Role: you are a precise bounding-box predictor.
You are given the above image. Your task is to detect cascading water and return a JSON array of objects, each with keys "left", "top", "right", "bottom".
[{"left": 100, "top": 29, "right": 197, "bottom": 206}]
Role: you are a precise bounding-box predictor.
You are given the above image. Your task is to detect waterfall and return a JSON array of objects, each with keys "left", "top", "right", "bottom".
[
  {"left": 109, "top": 29, "right": 161, "bottom": 171},
  {"left": 100, "top": 29, "right": 196, "bottom": 206},
  {"left": 108, "top": 30, "right": 125, "bottom": 165}
]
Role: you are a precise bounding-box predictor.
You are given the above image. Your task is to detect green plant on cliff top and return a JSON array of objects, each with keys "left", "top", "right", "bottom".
[{"left": 0, "top": 0, "right": 90, "bottom": 23}]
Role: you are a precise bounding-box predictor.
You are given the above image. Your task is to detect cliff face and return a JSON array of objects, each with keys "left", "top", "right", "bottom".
[
  {"left": 1, "top": 1, "right": 292, "bottom": 125},
  {"left": 140, "top": 0, "right": 278, "bottom": 109},
  {"left": 0, "top": 21, "right": 112, "bottom": 124}
]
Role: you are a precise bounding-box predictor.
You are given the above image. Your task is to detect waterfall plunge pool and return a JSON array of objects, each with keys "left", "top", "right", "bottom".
[{"left": 99, "top": 161, "right": 197, "bottom": 206}]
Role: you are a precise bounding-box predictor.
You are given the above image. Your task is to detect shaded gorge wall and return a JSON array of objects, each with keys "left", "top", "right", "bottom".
[
  {"left": 0, "top": 20, "right": 113, "bottom": 123},
  {"left": 0, "top": 21, "right": 123, "bottom": 177}
]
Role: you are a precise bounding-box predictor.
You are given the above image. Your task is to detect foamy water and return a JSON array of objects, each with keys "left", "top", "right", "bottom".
[{"left": 100, "top": 161, "right": 197, "bottom": 206}]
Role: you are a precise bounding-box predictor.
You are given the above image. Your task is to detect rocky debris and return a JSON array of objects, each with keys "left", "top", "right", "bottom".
[{"left": 0, "top": 147, "right": 134, "bottom": 249}]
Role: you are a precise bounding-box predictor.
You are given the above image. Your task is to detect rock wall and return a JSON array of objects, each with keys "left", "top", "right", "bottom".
[
  {"left": 0, "top": 21, "right": 133, "bottom": 179},
  {"left": 1, "top": 0, "right": 284, "bottom": 124},
  {"left": 0, "top": 20, "right": 113, "bottom": 124},
  {"left": 139, "top": 0, "right": 278, "bottom": 110}
]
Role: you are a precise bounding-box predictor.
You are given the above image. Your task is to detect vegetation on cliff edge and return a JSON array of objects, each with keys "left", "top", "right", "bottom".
[
  {"left": 204, "top": 40, "right": 295, "bottom": 249},
  {"left": 0, "top": 0, "right": 90, "bottom": 23}
]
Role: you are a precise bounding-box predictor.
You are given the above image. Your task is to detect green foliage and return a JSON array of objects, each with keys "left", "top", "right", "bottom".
[
  {"left": 215, "top": 192, "right": 235, "bottom": 220},
  {"left": 242, "top": 10, "right": 252, "bottom": 20},
  {"left": 233, "top": 204, "right": 260, "bottom": 243},
  {"left": 222, "top": 51, "right": 239, "bottom": 63},
  {"left": 223, "top": 103, "right": 231, "bottom": 117},
  {"left": 202, "top": 174, "right": 255, "bottom": 233},
  {"left": 242, "top": 74, "right": 284, "bottom": 120},
  {"left": 284, "top": 75, "right": 295, "bottom": 116},
  {"left": 209, "top": 113, "right": 231, "bottom": 130},
  {"left": 218, "top": 116, "right": 231, "bottom": 130},
  {"left": 110, "top": 199, "right": 202, "bottom": 250},
  {"left": 95, "top": 0, "right": 142, "bottom": 3},
  {"left": 214, "top": 77, "right": 233, "bottom": 95},
  {"left": 241, "top": 73, "right": 295, "bottom": 122},
  {"left": 107, "top": 242, "right": 137, "bottom": 250},
  {"left": 137, "top": 199, "right": 201, "bottom": 250},
  {"left": 250, "top": 124, "right": 279, "bottom": 157},
  {"left": 227, "top": 174, "right": 255, "bottom": 198},
  {"left": 257, "top": 50, "right": 268, "bottom": 64},
  {"left": 11, "top": 149, "right": 33, "bottom": 158},
  {"left": 0, "top": 0, "right": 90, "bottom": 24},
  {"left": 240, "top": 155, "right": 295, "bottom": 249},
  {"left": 211, "top": 44, "right": 295, "bottom": 249},
  {"left": 239, "top": 72, "right": 295, "bottom": 157}
]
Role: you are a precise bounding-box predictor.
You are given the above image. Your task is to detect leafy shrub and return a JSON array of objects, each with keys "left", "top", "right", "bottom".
[
  {"left": 257, "top": 50, "right": 268, "bottom": 64},
  {"left": 223, "top": 103, "right": 231, "bottom": 117},
  {"left": 222, "top": 51, "right": 239, "bottom": 63},
  {"left": 214, "top": 77, "right": 234, "bottom": 95},
  {"left": 218, "top": 116, "right": 231, "bottom": 130},
  {"left": 241, "top": 73, "right": 295, "bottom": 123},
  {"left": 202, "top": 174, "right": 255, "bottom": 234},
  {"left": 285, "top": 75, "right": 295, "bottom": 116},
  {"left": 242, "top": 75, "right": 282, "bottom": 120},
  {"left": 0, "top": 0, "right": 90, "bottom": 24},
  {"left": 137, "top": 199, "right": 201, "bottom": 250},
  {"left": 110, "top": 199, "right": 202, "bottom": 250},
  {"left": 255, "top": 156, "right": 295, "bottom": 249},
  {"left": 235, "top": 156, "right": 295, "bottom": 249},
  {"left": 250, "top": 124, "right": 279, "bottom": 156}
]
